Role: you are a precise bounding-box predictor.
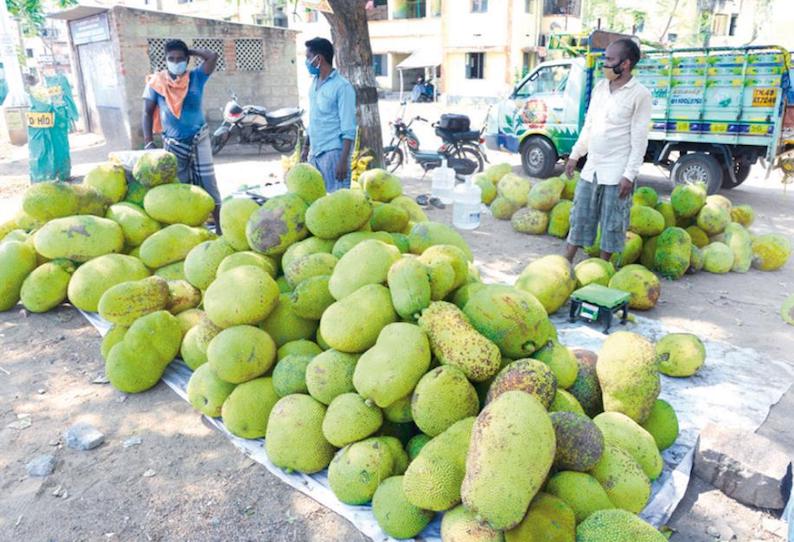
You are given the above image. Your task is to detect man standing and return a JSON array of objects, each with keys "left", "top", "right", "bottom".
[
  {"left": 142, "top": 39, "right": 222, "bottom": 229},
  {"left": 564, "top": 38, "right": 651, "bottom": 263},
  {"left": 301, "top": 37, "right": 357, "bottom": 192}
]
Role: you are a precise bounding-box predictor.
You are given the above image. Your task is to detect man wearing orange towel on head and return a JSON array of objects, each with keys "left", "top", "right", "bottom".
[{"left": 142, "top": 39, "right": 222, "bottom": 231}]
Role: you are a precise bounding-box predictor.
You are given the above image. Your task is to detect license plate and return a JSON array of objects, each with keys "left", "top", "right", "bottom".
[{"left": 26, "top": 112, "right": 54, "bottom": 128}]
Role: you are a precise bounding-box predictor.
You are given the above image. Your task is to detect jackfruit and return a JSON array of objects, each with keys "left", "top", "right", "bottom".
[
  {"left": 576, "top": 509, "right": 666, "bottom": 541},
  {"left": 260, "top": 293, "right": 319, "bottom": 346},
  {"left": 305, "top": 349, "right": 359, "bottom": 405},
  {"left": 305, "top": 189, "right": 373, "bottom": 239},
  {"left": 20, "top": 259, "right": 75, "bottom": 313},
  {"left": 654, "top": 226, "right": 692, "bottom": 280},
  {"left": 34, "top": 215, "right": 124, "bottom": 263},
  {"left": 515, "top": 255, "right": 576, "bottom": 314},
  {"left": 84, "top": 163, "right": 127, "bottom": 203},
  {"left": 655, "top": 200, "right": 676, "bottom": 228},
  {"left": 408, "top": 221, "right": 474, "bottom": 261},
  {"left": 390, "top": 195, "right": 429, "bottom": 223},
  {"left": 641, "top": 399, "right": 679, "bottom": 451},
  {"left": 531, "top": 339, "right": 578, "bottom": 388},
  {"left": 594, "top": 412, "right": 663, "bottom": 480},
  {"left": 289, "top": 275, "right": 334, "bottom": 320},
  {"left": 123, "top": 310, "right": 182, "bottom": 366},
  {"left": 696, "top": 202, "right": 730, "bottom": 236},
  {"left": 611, "top": 231, "right": 643, "bottom": 268},
  {"left": 751, "top": 233, "right": 790, "bottom": 271},
  {"left": 265, "top": 394, "right": 335, "bottom": 474},
  {"left": 98, "top": 276, "right": 170, "bottom": 326},
  {"left": 329, "top": 239, "right": 400, "bottom": 300},
  {"left": 106, "top": 203, "right": 160, "bottom": 248},
  {"left": 640, "top": 235, "right": 659, "bottom": 270},
  {"left": 568, "top": 349, "right": 602, "bottom": 417},
  {"left": 143, "top": 183, "right": 214, "bottom": 227},
  {"left": 100, "top": 325, "right": 127, "bottom": 360},
  {"left": 0, "top": 241, "right": 37, "bottom": 311},
  {"left": 608, "top": 264, "right": 661, "bottom": 310},
  {"left": 284, "top": 252, "right": 338, "bottom": 288},
  {"left": 246, "top": 193, "right": 309, "bottom": 255},
  {"left": 545, "top": 471, "right": 614, "bottom": 523},
  {"left": 486, "top": 358, "right": 557, "bottom": 408},
  {"left": 22, "top": 181, "right": 79, "bottom": 221},
  {"left": 504, "top": 492, "right": 576, "bottom": 542},
  {"left": 180, "top": 317, "right": 221, "bottom": 370},
  {"left": 328, "top": 437, "right": 395, "bottom": 505},
  {"left": 204, "top": 265, "right": 280, "bottom": 328},
  {"left": 124, "top": 181, "right": 148, "bottom": 206},
  {"left": 590, "top": 444, "right": 651, "bottom": 513},
  {"left": 475, "top": 176, "right": 497, "bottom": 205},
  {"left": 383, "top": 395, "right": 413, "bottom": 423},
  {"left": 527, "top": 177, "right": 564, "bottom": 211},
  {"left": 656, "top": 332, "right": 705, "bottom": 377},
  {"left": 320, "top": 284, "right": 397, "bottom": 353},
  {"left": 730, "top": 204, "right": 754, "bottom": 227},
  {"left": 550, "top": 411, "right": 604, "bottom": 472},
  {"left": 183, "top": 238, "right": 235, "bottom": 290},
  {"left": 272, "top": 354, "right": 314, "bottom": 396},
  {"left": 723, "top": 223, "right": 752, "bottom": 273},
  {"left": 406, "top": 434, "right": 431, "bottom": 461},
  {"left": 685, "top": 225, "right": 709, "bottom": 248},
  {"left": 411, "top": 366, "right": 479, "bottom": 437},
  {"left": 549, "top": 389, "right": 586, "bottom": 415},
  {"left": 702, "top": 241, "right": 734, "bottom": 273},
  {"left": 629, "top": 205, "right": 665, "bottom": 237},
  {"left": 175, "top": 308, "right": 204, "bottom": 334},
  {"left": 388, "top": 256, "right": 432, "bottom": 321},
  {"left": 286, "top": 163, "right": 326, "bottom": 204},
  {"left": 372, "top": 476, "right": 435, "bottom": 539},
  {"left": 490, "top": 196, "right": 520, "bottom": 220},
  {"left": 547, "top": 199, "right": 573, "bottom": 238},
  {"left": 155, "top": 261, "right": 185, "bottom": 281},
  {"left": 371, "top": 203, "right": 409, "bottom": 233},
  {"left": 219, "top": 197, "right": 259, "bottom": 250},
  {"left": 132, "top": 150, "right": 177, "bottom": 187},
  {"left": 139, "top": 224, "right": 212, "bottom": 268},
  {"left": 67, "top": 254, "right": 150, "bottom": 312},
  {"left": 106, "top": 342, "right": 167, "bottom": 394},
  {"left": 322, "top": 393, "right": 383, "bottom": 447},
  {"left": 277, "top": 339, "right": 322, "bottom": 360},
  {"left": 574, "top": 258, "right": 615, "bottom": 287},
  {"left": 441, "top": 505, "right": 504, "bottom": 542},
  {"left": 670, "top": 183, "right": 706, "bottom": 218},
  {"left": 482, "top": 162, "right": 512, "bottom": 183},
  {"left": 331, "top": 231, "right": 394, "bottom": 259},
  {"left": 498, "top": 173, "right": 532, "bottom": 205},
  {"left": 221, "top": 377, "right": 279, "bottom": 438},
  {"left": 207, "top": 325, "right": 277, "bottom": 384},
  {"left": 511, "top": 207, "right": 549, "bottom": 234},
  {"left": 362, "top": 168, "right": 403, "bottom": 202},
  {"left": 633, "top": 186, "right": 658, "bottom": 207}
]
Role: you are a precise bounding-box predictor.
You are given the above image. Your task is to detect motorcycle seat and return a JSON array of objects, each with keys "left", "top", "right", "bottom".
[
  {"left": 435, "top": 128, "right": 480, "bottom": 142},
  {"left": 266, "top": 107, "right": 303, "bottom": 124},
  {"left": 247, "top": 105, "right": 268, "bottom": 116}
]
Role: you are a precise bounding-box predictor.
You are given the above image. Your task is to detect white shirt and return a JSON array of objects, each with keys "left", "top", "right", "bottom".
[{"left": 570, "top": 77, "right": 652, "bottom": 185}]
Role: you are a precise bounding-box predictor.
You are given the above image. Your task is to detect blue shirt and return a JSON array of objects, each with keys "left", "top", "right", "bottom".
[
  {"left": 308, "top": 70, "right": 357, "bottom": 157},
  {"left": 143, "top": 68, "right": 208, "bottom": 140}
]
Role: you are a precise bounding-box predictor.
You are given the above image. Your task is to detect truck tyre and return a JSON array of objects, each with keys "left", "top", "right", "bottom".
[
  {"left": 521, "top": 137, "right": 557, "bottom": 179},
  {"left": 671, "top": 153, "right": 723, "bottom": 195},
  {"left": 721, "top": 159, "right": 751, "bottom": 189}
]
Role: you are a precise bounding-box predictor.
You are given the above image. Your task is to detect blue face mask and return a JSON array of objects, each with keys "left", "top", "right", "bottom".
[
  {"left": 306, "top": 55, "right": 321, "bottom": 76},
  {"left": 167, "top": 60, "right": 188, "bottom": 76}
]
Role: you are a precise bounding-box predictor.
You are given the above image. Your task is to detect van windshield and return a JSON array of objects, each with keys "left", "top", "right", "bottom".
[{"left": 514, "top": 64, "right": 570, "bottom": 98}]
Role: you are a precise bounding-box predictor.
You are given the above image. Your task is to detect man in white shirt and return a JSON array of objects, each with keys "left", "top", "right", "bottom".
[{"left": 564, "top": 38, "right": 652, "bottom": 263}]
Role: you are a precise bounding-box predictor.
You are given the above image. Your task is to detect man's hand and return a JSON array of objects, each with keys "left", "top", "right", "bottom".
[
  {"left": 300, "top": 146, "right": 310, "bottom": 163},
  {"left": 565, "top": 158, "right": 577, "bottom": 179},
  {"left": 618, "top": 177, "right": 633, "bottom": 199},
  {"left": 334, "top": 158, "right": 349, "bottom": 181}
]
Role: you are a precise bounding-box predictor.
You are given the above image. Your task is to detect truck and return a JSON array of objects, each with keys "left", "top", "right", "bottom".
[{"left": 484, "top": 31, "right": 793, "bottom": 194}]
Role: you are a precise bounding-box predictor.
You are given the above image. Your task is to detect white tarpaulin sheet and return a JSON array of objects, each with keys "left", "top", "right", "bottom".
[{"left": 81, "top": 309, "right": 794, "bottom": 541}]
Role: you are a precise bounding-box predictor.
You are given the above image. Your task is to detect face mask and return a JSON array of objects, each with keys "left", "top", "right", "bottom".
[
  {"left": 167, "top": 60, "right": 188, "bottom": 76},
  {"left": 603, "top": 60, "right": 624, "bottom": 81},
  {"left": 306, "top": 55, "right": 321, "bottom": 76}
]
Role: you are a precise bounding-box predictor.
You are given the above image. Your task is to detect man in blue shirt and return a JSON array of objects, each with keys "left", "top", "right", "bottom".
[
  {"left": 142, "top": 39, "right": 221, "bottom": 230},
  {"left": 301, "top": 37, "right": 357, "bottom": 192}
]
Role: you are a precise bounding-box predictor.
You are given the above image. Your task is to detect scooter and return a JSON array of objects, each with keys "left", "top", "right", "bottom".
[
  {"left": 211, "top": 91, "right": 304, "bottom": 155},
  {"left": 383, "top": 103, "right": 487, "bottom": 176}
]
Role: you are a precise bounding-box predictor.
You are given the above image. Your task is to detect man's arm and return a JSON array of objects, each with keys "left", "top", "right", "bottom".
[
  {"left": 142, "top": 97, "right": 157, "bottom": 149},
  {"left": 565, "top": 86, "right": 597, "bottom": 178},
  {"left": 301, "top": 135, "right": 311, "bottom": 162},
  {"left": 190, "top": 48, "right": 218, "bottom": 76},
  {"left": 618, "top": 89, "right": 653, "bottom": 197},
  {"left": 335, "top": 83, "right": 358, "bottom": 180}
]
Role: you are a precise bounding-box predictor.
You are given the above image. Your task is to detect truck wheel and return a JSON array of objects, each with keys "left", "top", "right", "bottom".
[
  {"left": 721, "top": 159, "right": 751, "bottom": 189},
  {"left": 671, "top": 153, "right": 723, "bottom": 195},
  {"left": 521, "top": 137, "right": 557, "bottom": 179}
]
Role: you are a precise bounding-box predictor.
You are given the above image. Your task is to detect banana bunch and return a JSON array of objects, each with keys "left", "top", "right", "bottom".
[
  {"left": 349, "top": 129, "right": 375, "bottom": 184},
  {"left": 281, "top": 136, "right": 303, "bottom": 176}
]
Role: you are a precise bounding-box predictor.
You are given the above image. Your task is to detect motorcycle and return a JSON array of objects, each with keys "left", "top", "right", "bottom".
[
  {"left": 211, "top": 91, "right": 304, "bottom": 155},
  {"left": 383, "top": 103, "right": 488, "bottom": 176}
]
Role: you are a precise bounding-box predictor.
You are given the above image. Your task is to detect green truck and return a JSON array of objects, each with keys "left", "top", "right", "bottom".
[{"left": 484, "top": 31, "right": 793, "bottom": 194}]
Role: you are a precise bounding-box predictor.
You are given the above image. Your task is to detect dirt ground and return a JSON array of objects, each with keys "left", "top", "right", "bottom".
[{"left": 0, "top": 126, "right": 792, "bottom": 541}]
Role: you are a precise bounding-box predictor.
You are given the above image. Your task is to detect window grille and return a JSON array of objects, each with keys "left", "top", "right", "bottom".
[{"left": 235, "top": 39, "right": 264, "bottom": 71}]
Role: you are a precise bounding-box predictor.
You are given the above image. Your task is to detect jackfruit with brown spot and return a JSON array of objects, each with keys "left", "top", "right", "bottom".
[
  {"left": 486, "top": 357, "right": 557, "bottom": 407},
  {"left": 284, "top": 252, "right": 338, "bottom": 288},
  {"left": 246, "top": 193, "right": 309, "bottom": 255},
  {"left": 527, "top": 177, "right": 564, "bottom": 211},
  {"left": 180, "top": 316, "right": 222, "bottom": 370},
  {"left": 751, "top": 233, "right": 791, "bottom": 271},
  {"left": 305, "top": 349, "right": 359, "bottom": 404},
  {"left": 84, "top": 162, "right": 127, "bottom": 203},
  {"left": 608, "top": 264, "right": 660, "bottom": 310},
  {"left": 511, "top": 207, "right": 549, "bottom": 234},
  {"left": 441, "top": 504, "right": 504, "bottom": 542},
  {"left": 183, "top": 237, "right": 235, "bottom": 290},
  {"left": 132, "top": 150, "right": 177, "bottom": 187},
  {"left": 34, "top": 215, "right": 124, "bottom": 263},
  {"left": 490, "top": 196, "right": 520, "bottom": 220},
  {"left": 504, "top": 492, "right": 576, "bottom": 542},
  {"left": 328, "top": 437, "right": 395, "bottom": 505},
  {"left": 654, "top": 226, "right": 692, "bottom": 280},
  {"left": 98, "top": 276, "right": 171, "bottom": 326}
]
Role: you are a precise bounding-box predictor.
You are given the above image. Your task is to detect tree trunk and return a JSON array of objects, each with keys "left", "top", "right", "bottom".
[
  {"left": 323, "top": 0, "right": 384, "bottom": 168},
  {"left": 658, "top": 0, "right": 680, "bottom": 43}
]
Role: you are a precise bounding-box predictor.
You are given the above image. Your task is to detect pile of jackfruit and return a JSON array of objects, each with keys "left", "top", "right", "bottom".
[
  {"left": 476, "top": 164, "right": 792, "bottom": 312},
  {"left": 1, "top": 154, "right": 707, "bottom": 540}
]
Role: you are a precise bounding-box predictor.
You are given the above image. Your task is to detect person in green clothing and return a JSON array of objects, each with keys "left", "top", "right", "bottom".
[
  {"left": 25, "top": 71, "right": 77, "bottom": 183},
  {"left": 0, "top": 63, "right": 8, "bottom": 105}
]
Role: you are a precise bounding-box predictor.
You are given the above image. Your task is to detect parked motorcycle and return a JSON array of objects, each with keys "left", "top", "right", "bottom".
[
  {"left": 211, "top": 91, "right": 304, "bottom": 155},
  {"left": 383, "top": 103, "right": 487, "bottom": 176}
]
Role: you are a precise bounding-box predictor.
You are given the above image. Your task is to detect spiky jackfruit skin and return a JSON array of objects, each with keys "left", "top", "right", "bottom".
[
  {"left": 629, "top": 206, "right": 665, "bottom": 237},
  {"left": 418, "top": 301, "right": 501, "bottom": 382},
  {"left": 568, "top": 349, "right": 603, "bottom": 417},
  {"left": 322, "top": 393, "right": 384, "bottom": 447},
  {"left": 594, "top": 412, "right": 663, "bottom": 480},
  {"left": 670, "top": 183, "right": 706, "bottom": 219},
  {"left": 23, "top": 181, "right": 80, "bottom": 221},
  {"left": 133, "top": 150, "right": 177, "bottom": 187},
  {"left": 549, "top": 389, "right": 586, "bottom": 415},
  {"left": 515, "top": 255, "right": 576, "bottom": 314},
  {"left": 490, "top": 196, "right": 520, "bottom": 220},
  {"left": 144, "top": 183, "right": 214, "bottom": 227},
  {"left": 498, "top": 173, "right": 532, "bottom": 206},
  {"left": 402, "top": 417, "right": 475, "bottom": 511},
  {"left": 271, "top": 354, "right": 314, "bottom": 396},
  {"left": 463, "top": 284, "right": 551, "bottom": 359},
  {"left": 575, "top": 509, "right": 667, "bottom": 541},
  {"left": 98, "top": 276, "right": 170, "bottom": 326},
  {"left": 180, "top": 317, "right": 222, "bottom": 370},
  {"left": 411, "top": 366, "right": 479, "bottom": 437},
  {"left": 383, "top": 394, "right": 412, "bottom": 423},
  {"left": 329, "top": 239, "right": 400, "bottom": 300},
  {"left": 106, "top": 202, "right": 160, "bottom": 248},
  {"left": 723, "top": 223, "right": 752, "bottom": 273},
  {"left": 511, "top": 208, "right": 548, "bottom": 234},
  {"left": 441, "top": 504, "right": 504, "bottom": 542},
  {"left": 107, "top": 342, "right": 168, "bottom": 394},
  {"left": 608, "top": 264, "right": 661, "bottom": 310},
  {"left": 20, "top": 259, "right": 75, "bottom": 313},
  {"left": 462, "top": 391, "right": 556, "bottom": 530},
  {"left": 589, "top": 444, "right": 651, "bottom": 513},
  {"left": 656, "top": 332, "right": 706, "bottom": 377},
  {"left": 702, "top": 242, "right": 734, "bottom": 273},
  {"left": 331, "top": 231, "right": 394, "bottom": 259},
  {"left": 407, "top": 221, "right": 474, "bottom": 261},
  {"left": 504, "top": 492, "right": 576, "bottom": 542},
  {"left": 329, "top": 440, "right": 395, "bottom": 505},
  {"left": 372, "top": 476, "right": 435, "bottom": 539},
  {"left": 406, "top": 434, "right": 431, "bottom": 461},
  {"left": 550, "top": 412, "right": 604, "bottom": 472},
  {"left": 486, "top": 358, "right": 557, "bottom": 408},
  {"left": 207, "top": 325, "right": 277, "bottom": 384},
  {"left": 183, "top": 238, "right": 235, "bottom": 290},
  {"left": 730, "top": 204, "right": 754, "bottom": 227},
  {"left": 596, "top": 332, "right": 660, "bottom": 424},
  {"left": 527, "top": 177, "right": 564, "bottom": 211},
  {"left": 34, "top": 215, "right": 124, "bottom": 263},
  {"left": 531, "top": 339, "right": 578, "bottom": 389},
  {"left": 751, "top": 233, "right": 791, "bottom": 271},
  {"left": 654, "top": 226, "right": 692, "bottom": 280},
  {"left": 67, "top": 254, "right": 150, "bottom": 312},
  {"left": 655, "top": 201, "right": 676, "bottom": 229},
  {"left": 286, "top": 163, "right": 326, "bottom": 204},
  {"left": 305, "top": 189, "right": 373, "bottom": 239},
  {"left": 370, "top": 203, "right": 409, "bottom": 233},
  {"left": 696, "top": 203, "right": 730, "bottom": 236},
  {"left": 221, "top": 377, "right": 279, "bottom": 439},
  {"left": 246, "top": 193, "right": 309, "bottom": 255},
  {"left": 388, "top": 256, "right": 432, "bottom": 321},
  {"left": 574, "top": 258, "right": 615, "bottom": 288},
  {"left": 320, "top": 284, "right": 397, "bottom": 353},
  {"left": 641, "top": 399, "right": 679, "bottom": 451},
  {"left": 353, "top": 322, "right": 431, "bottom": 408},
  {"left": 305, "top": 349, "right": 359, "bottom": 405},
  {"left": 547, "top": 200, "right": 573, "bottom": 238},
  {"left": 139, "top": 224, "right": 213, "bottom": 268},
  {"left": 265, "top": 394, "right": 335, "bottom": 474},
  {"left": 219, "top": 197, "right": 259, "bottom": 250},
  {"left": 633, "top": 187, "right": 658, "bottom": 208},
  {"left": 390, "top": 196, "right": 429, "bottom": 223},
  {"left": 545, "top": 471, "right": 615, "bottom": 523}
]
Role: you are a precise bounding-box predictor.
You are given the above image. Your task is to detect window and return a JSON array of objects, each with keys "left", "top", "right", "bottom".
[
  {"left": 543, "top": 0, "right": 580, "bottom": 16},
  {"left": 472, "top": 0, "right": 488, "bottom": 12},
  {"left": 235, "top": 39, "right": 264, "bottom": 71},
  {"left": 394, "top": 0, "right": 426, "bottom": 19},
  {"left": 374, "top": 0, "right": 387, "bottom": 5},
  {"left": 514, "top": 63, "right": 570, "bottom": 98},
  {"left": 522, "top": 52, "right": 531, "bottom": 76},
  {"left": 525, "top": 0, "right": 534, "bottom": 13},
  {"left": 466, "top": 52, "right": 485, "bottom": 79},
  {"left": 729, "top": 13, "right": 738, "bottom": 36},
  {"left": 25, "top": 48, "right": 34, "bottom": 58},
  {"left": 373, "top": 54, "right": 387, "bottom": 77},
  {"left": 712, "top": 14, "right": 729, "bottom": 36}
]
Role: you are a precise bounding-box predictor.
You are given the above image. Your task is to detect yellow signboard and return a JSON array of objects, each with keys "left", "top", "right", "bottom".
[
  {"left": 752, "top": 88, "right": 777, "bottom": 107},
  {"left": 26, "top": 112, "right": 55, "bottom": 128}
]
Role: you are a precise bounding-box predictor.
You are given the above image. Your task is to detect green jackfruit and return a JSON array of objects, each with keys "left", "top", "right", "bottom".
[
  {"left": 331, "top": 231, "right": 394, "bottom": 259},
  {"left": 376, "top": 436, "right": 409, "bottom": 474},
  {"left": 389, "top": 232, "right": 411, "bottom": 252},
  {"left": 419, "top": 301, "right": 501, "bottom": 382},
  {"left": 475, "top": 176, "right": 497, "bottom": 204},
  {"left": 590, "top": 444, "right": 651, "bottom": 513},
  {"left": 246, "top": 193, "right": 309, "bottom": 255},
  {"left": 218, "top": 251, "right": 277, "bottom": 278},
  {"left": 139, "top": 224, "right": 212, "bottom": 268},
  {"left": 656, "top": 332, "right": 705, "bottom": 377},
  {"left": 689, "top": 245, "right": 704, "bottom": 273},
  {"left": 482, "top": 162, "right": 512, "bottom": 183},
  {"left": 98, "top": 276, "right": 170, "bottom": 326},
  {"left": 515, "top": 255, "right": 576, "bottom": 314},
  {"left": 411, "top": 366, "right": 479, "bottom": 437},
  {"left": 284, "top": 252, "right": 338, "bottom": 288},
  {"left": 383, "top": 395, "right": 413, "bottom": 423},
  {"left": 654, "top": 226, "right": 692, "bottom": 280},
  {"left": 550, "top": 411, "right": 604, "bottom": 472},
  {"left": 329, "top": 239, "right": 400, "bottom": 300},
  {"left": 406, "top": 434, "right": 431, "bottom": 461},
  {"left": 390, "top": 195, "right": 429, "bottom": 223},
  {"left": 655, "top": 200, "right": 676, "bottom": 228},
  {"left": 576, "top": 509, "right": 666, "bottom": 541},
  {"left": 207, "top": 325, "right": 277, "bottom": 384},
  {"left": 280, "top": 237, "right": 333, "bottom": 273},
  {"left": 388, "top": 256, "right": 432, "bottom": 321},
  {"left": 260, "top": 293, "right": 319, "bottom": 346},
  {"left": 641, "top": 399, "right": 679, "bottom": 451},
  {"left": 547, "top": 199, "right": 573, "bottom": 238},
  {"left": 143, "top": 183, "right": 214, "bottom": 227},
  {"left": 562, "top": 175, "right": 578, "bottom": 200},
  {"left": 702, "top": 242, "right": 734, "bottom": 273},
  {"left": 418, "top": 245, "right": 469, "bottom": 300},
  {"left": 633, "top": 186, "right": 658, "bottom": 207},
  {"left": 154, "top": 261, "right": 185, "bottom": 281},
  {"left": 723, "top": 223, "right": 752, "bottom": 272},
  {"left": 527, "top": 177, "right": 564, "bottom": 211},
  {"left": 353, "top": 322, "right": 431, "bottom": 408},
  {"left": 372, "top": 476, "right": 435, "bottom": 539},
  {"left": 640, "top": 235, "right": 659, "bottom": 270},
  {"left": 320, "top": 284, "right": 398, "bottom": 353},
  {"left": 463, "top": 284, "right": 551, "bottom": 359},
  {"left": 186, "top": 363, "right": 236, "bottom": 416},
  {"left": 175, "top": 308, "right": 204, "bottom": 334},
  {"left": 751, "top": 233, "right": 791, "bottom": 271},
  {"left": 290, "top": 275, "right": 334, "bottom": 319},
  {"left": 34, "top": 215, "right": 124, "bottom": 263},
  {"left": 532, "top": 339, "right": 578, "bottom": 388},
  {"left": 371, "top": 203, "right": 409, "bottom": 233},
  {"left": 451, "top": 282, "right": 486, "bottom": 309},
  {"left": 184, "top": 238, "right": 235, "bottom": 290},
  {"left": 67, "top": 254, "right": 150, "bottom": 312},
  {"left": 328, "top": 437, "right": 395, "bottom": 505},
  {"left": 490, "top": 196, "right": 520, "bottom": 220},
  {"left": 124, "top": 181, "right": 148, "bottom": 206},
  {"left": 219, "top": 197, "right": 259, "bottom": 251},
  {"left": 124, "top": 310, "right": 182, "bottom": 365},
  {"left": 286, "top": 163, "right": 326, "bottom": 204},
  {"left": 322, "top": 393, "right": 384, "bottom": 447},
  {"left": 272, "top": 354, "right": 314, "bottom": 395},
  {"left": 594, "top": 411, "right": 663, "bottom": 480},
  {"left": 545, "top": 471, "right": 614, "bottom": 523},
  {"left": 707, "top": 194, "right": 732, "bottom": 212},
  {"left": 670, "top": 183, "right": 706, "bottom": 218},
  {"left": 697, "top": 202, "right": 731, "bottom": 236},
  {"left": 20, "top": 259, "right": 75, "bottom": 313},
  {"left": 132, "top": 150, "right": 177, "bottom": 187},
  {"left": 106, "top": 342, "right": 167, "bottom": 394},
  {"left": 277, "top": 339, "right": 322, "bottom": 360},
  {"left": 574, "top": 258, "right": 615, "bottom": 287},
  {"left": 608, "top": 264, "right": 661, "bottom": 310},
  {"left": 362, "top": 168, "right": 403, "bottom": 202},
  {"left": 105, "top": 203, "right": 160, "bottom": 248},
  {"left": 180, "top": 317, "right": 221, "bottom": 370},
  {"left": 730, "top": 204, "right": 754, "bottom": 227},
  {"left": 305, "top": 349, "right": 359, "bottom": 404},
  {"left": 504, "top": 492, "right": 576, "bottom": 542},
  {"left": 165, "top": 279, "right": 200, "bottom": 315},
  {"left": 407, "top": 222, "right": 473, "bottom": 261},
  {"left": 265, "top": 394, "right": 335, "bottom": 473},
  {"left": 511, "top": 207, "right": 549, "bottom": 234},
  {"left": 22, "top": 181, "right": 79, "bottom": 221},
  {"left": 306, "top": 189, "right": 373, "bottom": 239},
  {"left": 498, "top": 173, "right": 532, "bottom": 205},
  {"left": 611, "top": 231, "right": 643, "bottom": 268},
  {"left": 84, "top": 163, "right": 127, "bottom": 203},
  {"left": 685, "top": 225, "right": 709, "bottom": 248},
  {"left": 402, "top": 417, "right": 475, "bottom": 511},
  {"left": 629, "top": 205, "right": 665, "bottom": 237},
  {"left": 441, "top": 505, "right": 504, "bottom": 542},
  {"left": 100, "top": 325, "right": 127, "bottom": 360},
  {"left": 462, "top": 391, "right": 555, "bottom": 530},
  {"left": 549, "top": 389, "right": 586, "bottom": 415},
  {"left": 204, "top": 265, "right": 280, "bottom": 328},
  {"left": 221, "top": 377, "right": 279, "bottom": 438},
  {"left": 0, "top": 241, "right": 37, "bottom": 311}
]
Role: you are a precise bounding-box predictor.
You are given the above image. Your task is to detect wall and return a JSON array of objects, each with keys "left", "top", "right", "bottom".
[{"left": 109, "top": 6, "right": 298, "bottom": 148}]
